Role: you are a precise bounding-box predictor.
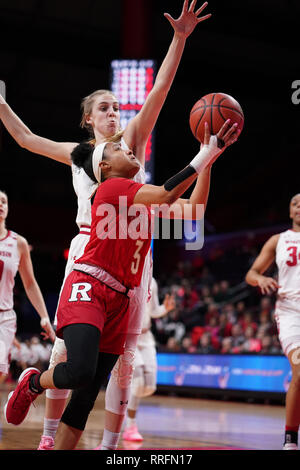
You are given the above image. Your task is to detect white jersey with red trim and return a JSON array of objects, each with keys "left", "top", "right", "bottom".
[
  {"left": 71, "top": 137, "right": 146, "bottom": 230},
  {"left": 0, "top": 231, "right": 20, "bottom": 310},
  {"left": 137, "top": 277, "right": 166, "bottom": 347},
  {"left": 276, "top": 229, "right": 300, "bottom": 302},
  {"left": 142, "top": 278, "right": 167, "bottom": 331}
]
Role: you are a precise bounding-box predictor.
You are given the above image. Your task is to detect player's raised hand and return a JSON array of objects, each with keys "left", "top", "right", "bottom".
[
  {"left": 201, "top": 120, "right": 240, "bottom": 166},
  {"left": 40, "top": 318, "right": 56, "bottom": 343},
  {"left": 163, "top": 293, "right": 176, "bottom": 313},
  {"left": 164, "top": 0, "right": 211, "bottom": 39},
  {"left": 216, "top": 119, "right": 241, "bottom": 149}
]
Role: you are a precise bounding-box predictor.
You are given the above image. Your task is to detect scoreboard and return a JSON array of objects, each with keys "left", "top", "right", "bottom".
[{"left": 110, "top": 59, "right": 156, "bottom": 183}]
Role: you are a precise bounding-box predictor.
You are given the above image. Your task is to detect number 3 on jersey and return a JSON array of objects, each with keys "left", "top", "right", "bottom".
[
  {"left": 286, "top": 246, "right": 300, "bottom": 266},
  {"left": 131, "top": 240, "right": 144, "bottom": 275}
]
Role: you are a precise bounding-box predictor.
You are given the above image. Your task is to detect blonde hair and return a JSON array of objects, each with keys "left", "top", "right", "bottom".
[{"left": 80, "top": 89, "right": 124, "bottom": 145}]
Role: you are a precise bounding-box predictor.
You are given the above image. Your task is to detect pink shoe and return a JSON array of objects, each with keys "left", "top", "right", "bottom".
[
  {"left": 122, "top": 425, "right": 144, "bottom": 442},
  {"left": 38, "top": 435, "right": 55, "bottom": 450},
  {"left": 4, "top": 367, "right": 41, "bottom": 425}
]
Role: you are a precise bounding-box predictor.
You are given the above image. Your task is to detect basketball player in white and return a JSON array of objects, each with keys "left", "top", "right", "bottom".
[
  {"left": 246, "top": 193, "right": 300, "bottom": 450},
  {"left": 0, "top": 190, "right": 55, "bottom": 384},
  {"left": 0, "top": 1, "right": 218, "bottom": 450},
  {"left": 122, "top": 277, "right": 176, "bottom": 442}
]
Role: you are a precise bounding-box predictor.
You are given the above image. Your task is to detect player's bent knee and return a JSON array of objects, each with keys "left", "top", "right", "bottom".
[
  {"left": 53, "top": 361, "right": 96, "bottom": 390},
  {"left": 134, "top": 383, "right": 156, "bottom": 398},
  {"left": 290, "top": 347, "right": 300, "bottom": 367}
]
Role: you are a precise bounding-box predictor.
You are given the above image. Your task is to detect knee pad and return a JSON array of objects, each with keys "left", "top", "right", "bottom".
[
  {"left": 48, "top": 337, "right": 67, "bottom": 369},
  {"left": 105, "top": 349, "right": 136, "bottom": 415},
  {"left": 46, "top": 388, "right": 70, "bottom": 400},
  {"left": 111, "top": 349, "right": 135, "bottom": 389}
]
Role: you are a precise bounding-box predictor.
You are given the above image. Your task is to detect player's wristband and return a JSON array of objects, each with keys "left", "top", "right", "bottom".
[
  {"left": 190, "top": 136, "right": 224, "bottom": 174},
  {"left": 164, "top": 165, "right": 196, "bottom": 191}
]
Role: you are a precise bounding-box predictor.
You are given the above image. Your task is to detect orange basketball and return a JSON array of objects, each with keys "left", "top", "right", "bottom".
[{"left": 189, "top": 92, "right": 244, "bottom": 143}]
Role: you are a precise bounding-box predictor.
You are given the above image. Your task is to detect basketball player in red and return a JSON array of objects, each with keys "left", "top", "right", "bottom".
[
  {"left": 246, "top": 193, "right": 300, "bottom": 450},
  {"left": 4, "top": 120, "right": 240, "bottom": 449},
  {"left": 0, "top": 190, "right": 55, "bottom": 384},
  {"left": 0, "top": 0, "right": 214, "bottom": 451}
]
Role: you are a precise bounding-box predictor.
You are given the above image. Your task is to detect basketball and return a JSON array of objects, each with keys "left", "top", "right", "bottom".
[{"left": 189, "top": 92, "right": 244, "bottom": 143}]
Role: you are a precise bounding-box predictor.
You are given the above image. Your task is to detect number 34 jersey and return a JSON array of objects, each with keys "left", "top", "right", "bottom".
[
  {"left": 276, "top": 229, "right": 300, "bottom": 302},
  {"left": 0, "top": 231, "right": 20, "bottom": 310},
  {"left": 76, "top": 177, "right": 152, "bottom": 290}
]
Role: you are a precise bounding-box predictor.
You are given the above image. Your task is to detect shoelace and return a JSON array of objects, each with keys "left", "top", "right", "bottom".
[{"left": 12, "top": 383, "right": 37, "bottom": 412}]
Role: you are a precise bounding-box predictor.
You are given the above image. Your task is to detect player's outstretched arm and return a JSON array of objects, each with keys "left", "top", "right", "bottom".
[
  {"left": 134, "top": 121, "right": 228, "bottom": 207},
  {"left": 245, "top": 234, "right": 280, "bottom": 295},
  {"left": 123, "top": 0, "right": 211, "bottom": 165},
  {"left": 0, "top": 94, "right": 77, "bottom": 165},
  {"left": 17, "top": 235, "right": 56, "bottom": 342}
]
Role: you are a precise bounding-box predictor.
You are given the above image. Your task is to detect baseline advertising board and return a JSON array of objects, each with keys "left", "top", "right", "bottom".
[{"left": 156, "top": 353, "right": 291, "bottom": 393}]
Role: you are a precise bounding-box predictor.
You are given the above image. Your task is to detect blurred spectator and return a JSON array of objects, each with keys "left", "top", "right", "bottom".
[
  {"left": 221, "top": 337, "right": 233, "bottom": 354},
  {"left": 240, "top": 326, "right": 262, "bottom": 353},
  {"left": 230, "top": 323, "right": 245, "bottom": 353},
  {"left": 197, "top": 332, "right": 218, "bottom": 354},
  {"left": 239, "top": 311, "right": 258, "bottom": 334},
  {"left": 260, "top": 334, "right": 283, "bottom": 355},
  {"left": 164, "top": 336, "right": 181, "bottom": 352},
  {"left": 181, "top": 335, "right": 197, "bottom": 353},
  {"left": 177, "top": 279, "right": 200, "bottom": 311},
  {"left": 9, "top": 335, "right": 51, "bottom": 381},
  {"left": 153, "top": 308, "right": 186, "bottom": 346}
]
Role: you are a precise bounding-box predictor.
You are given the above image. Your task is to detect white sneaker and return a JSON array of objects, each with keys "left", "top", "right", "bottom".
[{"left": 283, "top": 443, "right": 298, "bottom": 450}]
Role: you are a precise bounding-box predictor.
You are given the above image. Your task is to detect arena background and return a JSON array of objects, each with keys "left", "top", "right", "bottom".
[{"left": 0, "top": 0, "right": 299, "bottom": 338}]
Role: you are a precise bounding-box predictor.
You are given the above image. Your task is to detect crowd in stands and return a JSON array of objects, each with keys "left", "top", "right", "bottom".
[
  {"left": 8, "top": 336, "right": 52, "bottom": 381},
  {"left": 152, "top": 236, "right": 284, "bottom": 356}
]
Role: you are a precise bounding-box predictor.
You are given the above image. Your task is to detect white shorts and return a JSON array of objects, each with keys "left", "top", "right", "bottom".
[
  {"left": 0, "top": 309, "right": 17, "bottom": 374},
  {"left": 49, "top": 232, "right": 90, "bottom": 369},
  {"left": 128, "top": 251, "right": 152, "bottom": 335},
  {"left": 275, "top": 299, "right": 300, "bottom": 356},
  {"left": 134, "top": 331, "right": 156, "bottom": 371},
  {"left": 54, "top": 232, "right": 90, "bottom": 325}
]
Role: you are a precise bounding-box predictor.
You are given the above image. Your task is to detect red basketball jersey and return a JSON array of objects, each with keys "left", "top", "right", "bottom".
[{"left": 76, "top": 177, "right": 152, "bottom": 289}]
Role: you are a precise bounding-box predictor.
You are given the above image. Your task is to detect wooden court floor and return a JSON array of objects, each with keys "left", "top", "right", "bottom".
[{"left": 0, "top": 383, "right": 288, "bottom": 451}]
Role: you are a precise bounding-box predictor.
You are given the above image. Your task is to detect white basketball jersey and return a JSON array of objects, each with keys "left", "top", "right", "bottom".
[
  {"left": 0, "top": 231, "right": 20, "bottom": 310},
  {"left": 71, "top": 137, "right": 146, "bottom": 229},
  {"left": 276, "top": 229, "right": 300, "bottom": 302},
  {"left": 142, "top": 278, "right": 166, "bottom": 331}
]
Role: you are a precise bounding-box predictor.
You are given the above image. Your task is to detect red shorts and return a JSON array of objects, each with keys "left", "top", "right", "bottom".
[{"left": 56, "top": 270, "right": 130, "bottom": 355}]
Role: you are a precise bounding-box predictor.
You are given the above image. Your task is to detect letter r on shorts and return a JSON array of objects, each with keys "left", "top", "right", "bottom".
[{"left": 68, "top": 282, "right": 92, "bottom": 302}]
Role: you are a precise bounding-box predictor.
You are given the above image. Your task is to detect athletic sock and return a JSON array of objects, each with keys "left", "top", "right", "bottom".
[
  {"left": 284, "top": 426, "right": 298, "bottom": 445},
  {"left": 29, "top": 373, "right": 44, "bottom": 394},
  {"left": 100, "top": 429, "right": 120, "bottom": 450},
  {"left": 43, "top": 418, "right": 60, "bottom": 439},
  {"left": 126, "top": 417, "right": 137, "bottom": 428}
]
